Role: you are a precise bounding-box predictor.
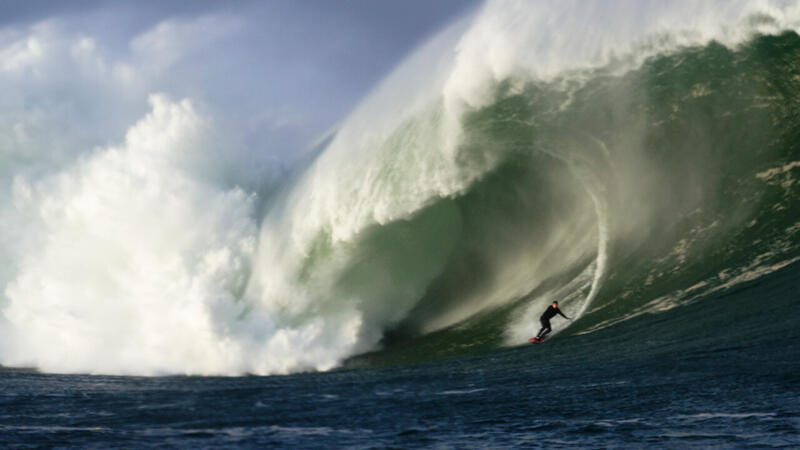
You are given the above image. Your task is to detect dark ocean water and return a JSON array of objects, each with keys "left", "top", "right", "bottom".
[{"left": 2, "top": 260, "right": 798, "bottom": 448}]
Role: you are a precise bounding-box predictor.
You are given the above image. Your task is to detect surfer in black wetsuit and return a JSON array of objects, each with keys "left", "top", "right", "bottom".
[{"left": 535, "top": 301, "right": 571, "bottom": 341}]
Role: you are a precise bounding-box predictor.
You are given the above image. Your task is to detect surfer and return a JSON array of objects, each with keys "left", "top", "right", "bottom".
[{"left": 534, "top": 301, "right": 571, "bottom": 342}]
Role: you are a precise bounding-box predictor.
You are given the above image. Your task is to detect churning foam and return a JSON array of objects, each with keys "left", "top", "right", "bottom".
[{"left": 2, "top": 96, "right": 260, "bottom": 374}]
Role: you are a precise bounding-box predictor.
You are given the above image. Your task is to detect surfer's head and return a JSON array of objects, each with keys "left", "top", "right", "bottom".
[{"left": 553, "top": 301, "right": 558, "bottom": 307}]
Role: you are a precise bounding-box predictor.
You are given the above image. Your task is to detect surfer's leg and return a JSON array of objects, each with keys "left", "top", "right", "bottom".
[{"left": 537, "top": 318, "right": 551, "bottom": 339}]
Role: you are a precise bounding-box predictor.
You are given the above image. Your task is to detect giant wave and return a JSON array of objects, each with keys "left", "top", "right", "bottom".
[{"left": 1, "top": 0, "right": 800, "bottom": 375}]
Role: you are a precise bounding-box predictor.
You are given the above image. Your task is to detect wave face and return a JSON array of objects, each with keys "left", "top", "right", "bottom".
[{"left": 3, "top": 0, "right": 800, "bottom": 375}]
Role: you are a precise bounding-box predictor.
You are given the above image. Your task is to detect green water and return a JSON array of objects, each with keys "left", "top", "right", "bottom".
[{"left": 345, "top": 31, "right": 800, "bottom": 366}]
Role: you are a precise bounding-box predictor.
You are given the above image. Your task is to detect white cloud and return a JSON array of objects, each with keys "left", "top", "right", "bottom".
[
  {"left": 129, "top": 15, "right": 241, "bottom": 75},
  {"left": 0, "top": 35, "right": 45, "bottom": 74},
  {"left": 70, "top": 36, "right": 107, "bottom": 75}
]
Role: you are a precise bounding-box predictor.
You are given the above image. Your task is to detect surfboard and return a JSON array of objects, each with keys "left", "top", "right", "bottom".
[{"left": 529, "top": 337, "right": 543, "bottom": 344}]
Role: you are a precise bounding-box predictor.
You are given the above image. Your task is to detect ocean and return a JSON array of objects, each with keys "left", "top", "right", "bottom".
[
  {"left": 2, "top": 261, "right": 798, "bottom": 447},
  {"left": 2, "top": 1, "right": 800, "bottom": 447}
]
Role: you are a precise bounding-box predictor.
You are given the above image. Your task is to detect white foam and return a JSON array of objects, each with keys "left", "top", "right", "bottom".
[
  {"left": 755, "top": 160, "right": 800, "bottom": 180},
  {"left": 444, "top": 0, "right": 800, "bottom": 113},
  {"left": 674, "top": 412, "right": 777, "bottom": 420},
  {"left": 437, "top": 388, "right": 488, "bottom": 395},
  {"left": 1, "top": 96, "right": 262, "bottom": 375}
]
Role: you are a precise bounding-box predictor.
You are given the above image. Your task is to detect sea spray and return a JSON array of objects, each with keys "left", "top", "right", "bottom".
[{"left": 1, "top": 96, "right": 259, "bottom": 374}]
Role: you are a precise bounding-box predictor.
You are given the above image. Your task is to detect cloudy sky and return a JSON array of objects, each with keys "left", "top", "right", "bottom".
[{"left": 0, "top": 0, "right": 479, "bottom": 170}]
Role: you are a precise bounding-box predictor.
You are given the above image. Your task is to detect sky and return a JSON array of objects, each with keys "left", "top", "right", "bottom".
[{"left": 0, "top": 0, "right": 480, "bottom": 168}]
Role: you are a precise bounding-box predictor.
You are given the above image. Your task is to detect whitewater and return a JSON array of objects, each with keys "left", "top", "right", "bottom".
[{"left": 2, "top": 0, "right": 800, "bottom": 377}]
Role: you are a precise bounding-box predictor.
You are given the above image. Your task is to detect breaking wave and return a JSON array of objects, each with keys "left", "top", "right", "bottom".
[{"left": 2, "top": 0, "right": 800, "bottom": 375}]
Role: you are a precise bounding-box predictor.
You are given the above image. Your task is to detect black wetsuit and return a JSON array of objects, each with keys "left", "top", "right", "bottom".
[{"left": 536, "top": 305, "right": 570, "bottom": 340}]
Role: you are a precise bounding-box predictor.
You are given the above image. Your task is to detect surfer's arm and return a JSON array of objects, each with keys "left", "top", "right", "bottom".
[{"left": 557, "top": 309, "right": 571, "bottom": 320}]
